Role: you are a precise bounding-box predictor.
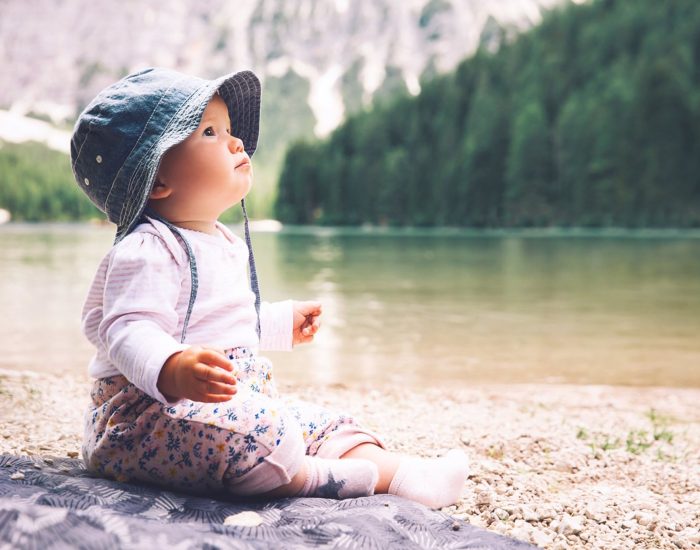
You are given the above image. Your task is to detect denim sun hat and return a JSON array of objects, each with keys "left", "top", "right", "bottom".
[{"left": 70, "top": 67, "right": 261, "bottom": 243}]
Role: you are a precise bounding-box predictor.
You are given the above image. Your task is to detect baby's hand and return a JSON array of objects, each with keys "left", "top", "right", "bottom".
[
  {"left": 157, "top": 346, "right": 237, "bottom": 403},
  {"left": 293, "top": 300, "right": 322, "bottom": 346}
]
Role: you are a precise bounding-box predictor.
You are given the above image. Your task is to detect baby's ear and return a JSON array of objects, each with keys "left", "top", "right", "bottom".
[{"left": 149, "top": 179, "right": 172, "bottom": 200}]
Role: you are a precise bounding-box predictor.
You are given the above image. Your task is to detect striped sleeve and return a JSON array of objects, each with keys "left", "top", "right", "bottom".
[
  {"left": 97, "top": 233, "right": 188, "bottom": 404},
  {"left": 259, "top": 300, "right": 293, "bottom": 351}
]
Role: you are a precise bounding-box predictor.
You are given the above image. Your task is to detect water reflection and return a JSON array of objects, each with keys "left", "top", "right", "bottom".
[{"left": 1, "top": 224, "right": 699, "bottom": 388}]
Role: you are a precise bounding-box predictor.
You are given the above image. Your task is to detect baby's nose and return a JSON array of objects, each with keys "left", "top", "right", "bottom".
[{"left": 229, "top": 136, "right": 244, "bottom": 153}]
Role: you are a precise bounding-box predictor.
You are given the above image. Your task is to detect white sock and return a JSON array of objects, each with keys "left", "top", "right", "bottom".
[
  {"left": 295, "top": 456, "right": 379, "bottom": 499},
  {"left": 388, "top": 449, "right": 469, "bottom": 509}
]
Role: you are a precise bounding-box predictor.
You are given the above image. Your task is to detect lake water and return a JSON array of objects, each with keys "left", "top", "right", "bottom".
[{"left": 1, "top": 223, "right": 699, "bottom": 388}]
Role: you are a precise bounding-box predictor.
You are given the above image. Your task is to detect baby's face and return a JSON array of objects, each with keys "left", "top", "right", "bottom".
[{"left": 154, "top": 94, "right": 253, "bottom": 222}]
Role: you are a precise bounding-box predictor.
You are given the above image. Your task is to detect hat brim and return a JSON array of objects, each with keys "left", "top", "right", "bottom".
[{"left": 114, "top": 70, "right": 261, "bottom": 243}]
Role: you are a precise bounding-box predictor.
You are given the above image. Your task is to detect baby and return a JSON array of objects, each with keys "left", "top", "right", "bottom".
[{"left": 71, "top": 67, "right": 468, "bottom": 507}]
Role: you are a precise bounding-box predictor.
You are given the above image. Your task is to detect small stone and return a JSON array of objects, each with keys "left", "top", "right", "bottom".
[
  {"left": 510, "top": 526, "right": 532, "bottom": 542},
  {"left": 43, "top": 458, "right": 54, "bottom": 465},
  {"left": 522, "top": 507, "right": 539, "bottom": 523},
  {"left": 558, "top": 514, "right": 584, "bottom": 536},
  {"left": 67, "top": 451, "right": 79, "bottom": 459},
  {"left": 584, "top": 506, "right": 607, "bottom": 523},
  {"left": 679, "top": 527, "right": 700, "bottom": 544},
  {"left": 10, "top": 472, "right": 25, "bottom": 480},
  {"left": 475, "top": 490, "right": 493, "bottom": 506},
  {"left": 531, "top": 529, "right": 554, "bottom": 547},
  {"left": 223, "top": 511, "right": 264, "bottom": 527},
  {"left": 493, "top": 508, "right": 509, "bottom": 521},
  {"left": 451, "top": 521, "right": 460, "bottom": 531},
  {"left": 622, "top": 519, "right": 636, "bottom": 530},
  {"left": 635, "top": 512, "right": 654, "bottom": 526}
]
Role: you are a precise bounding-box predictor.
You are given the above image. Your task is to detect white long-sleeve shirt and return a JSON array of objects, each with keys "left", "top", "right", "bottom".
[{"left": 82, "top": 217, "right": 293, "bottom": 404}]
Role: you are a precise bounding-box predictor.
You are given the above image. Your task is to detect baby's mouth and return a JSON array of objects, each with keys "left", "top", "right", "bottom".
[{"left": 235, "top": 159, "right": 250, "bottom": 169}]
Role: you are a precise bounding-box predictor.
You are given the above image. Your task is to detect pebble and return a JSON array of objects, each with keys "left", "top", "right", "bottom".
[
  {"left": 475, "top": 489, "right": 493, "bottom": 506},
  {"left": 10, "top": 472, "right": 25, "bottom": 480},
  {"left": 67, "top": 451, "right": 79, "bottom": 459},
  {"left": 530, "top": 529, "right": 554, "bottom": 547},
  {"left": 558, "top": 514, "right": 584, "bottom": 536},
  {"left": 509, "top": 525, "right": 532, "bottom": 543},
  {"left": 522, "top": 507, "right": 539, "bottom": 523},
  {"left": 223, "top": 511, "right": 264, "bottom": 527},
  {"left": 584, "top": 505, "right": 608, "bottom": 524},
  {"left": 634, "top": 512, "right": 654, "bottom": 526}
]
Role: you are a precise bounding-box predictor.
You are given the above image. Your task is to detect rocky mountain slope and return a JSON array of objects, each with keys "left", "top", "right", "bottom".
[{"left": 2, "top": 0, "right": 565, "bottom": 138}]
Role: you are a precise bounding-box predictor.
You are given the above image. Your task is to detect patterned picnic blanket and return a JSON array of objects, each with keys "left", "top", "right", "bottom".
[{"left": 0, "top": 454, "right": 534, "bottom": 549}]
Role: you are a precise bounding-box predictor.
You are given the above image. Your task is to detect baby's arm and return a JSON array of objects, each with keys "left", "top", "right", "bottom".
[{"left": 157, "top": 346, "right": 237, "bottom": 403}]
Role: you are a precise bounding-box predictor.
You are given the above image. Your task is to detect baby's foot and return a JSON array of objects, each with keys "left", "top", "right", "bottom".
[
  {"left": 388, "top": 449, "right": 469, "bottom": 509},
  {"left": 296, "top": 456, "right": 378, "bottom": 499}
]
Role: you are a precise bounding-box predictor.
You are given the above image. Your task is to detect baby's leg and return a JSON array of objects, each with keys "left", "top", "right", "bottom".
[
  {"left": 343, "top": 443, "right": 469, "bottom": 509},
  {"left": 283, "top": 398, "right": 468, "bottom": 507},
  {"left": 259, "top": 455, "right": 378, "bottom": 499}
]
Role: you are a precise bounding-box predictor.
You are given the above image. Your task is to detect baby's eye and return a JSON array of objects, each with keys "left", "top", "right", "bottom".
[
  {"left": 203, "top": 127, "right": 216, "bottom": 137},
  {"left": 226, "top": 128, "right": 231, "bottom": 134}
]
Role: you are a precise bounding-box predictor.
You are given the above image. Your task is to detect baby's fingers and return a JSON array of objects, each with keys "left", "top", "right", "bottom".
[
  {"left": 303, "top": 318, "right": 321, "bottom": 336},
  {"left": 192, "top": 378, "right": 237, "bottom": 402},
  {"left": 199, "top": 348, "right": 234, "bottom": 372},
  {"left": 193, "top": 363, "right": 237, "bottom": 387}
]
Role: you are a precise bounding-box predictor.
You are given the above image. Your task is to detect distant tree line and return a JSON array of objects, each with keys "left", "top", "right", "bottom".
[
  {"left": 276, "top": 0, "right": 700, "bottom": 227},
  {"left": 0, "top": 141, "right": 100, "bottom": 221}
]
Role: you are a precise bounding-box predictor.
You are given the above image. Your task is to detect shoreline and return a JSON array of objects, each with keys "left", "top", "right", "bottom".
[
  {"left": 1, "top": 370, "right": 698, "bottom": 549},
  {"left": 2, "top": 220, "right": 700, "bottom": 240}
]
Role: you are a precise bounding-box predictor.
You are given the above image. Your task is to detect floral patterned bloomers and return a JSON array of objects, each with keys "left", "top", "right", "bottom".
[{"left": 83, "top": 347, "right": 384, "bottom": 496}]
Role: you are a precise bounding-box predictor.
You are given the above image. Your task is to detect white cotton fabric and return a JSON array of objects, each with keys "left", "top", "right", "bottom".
[{"left": 82, "top": 217, "right": 293, "bottom": 404}]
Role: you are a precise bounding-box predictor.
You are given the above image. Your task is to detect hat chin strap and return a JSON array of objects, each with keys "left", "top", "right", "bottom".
[
  {"left": 142, "top": 203, "right": 262, "bottom": 344},
  {"left": 240, "top": 197, "right": 262, "bottom": 340}
]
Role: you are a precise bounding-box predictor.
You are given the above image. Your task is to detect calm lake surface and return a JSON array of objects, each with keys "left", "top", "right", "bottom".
[{"left": 1, "top": 223, "right": 699, "bottom": 388}]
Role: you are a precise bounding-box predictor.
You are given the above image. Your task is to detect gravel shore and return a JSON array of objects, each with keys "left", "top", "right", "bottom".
[{"left": 1, "top": 369, "right": 698, "bottom": 549}]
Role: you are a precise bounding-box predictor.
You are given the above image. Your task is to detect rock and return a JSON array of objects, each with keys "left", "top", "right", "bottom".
[
  {"left": 468, "top": 515, "right": 487, "bottom": 528},
  {"left": 584, "top": 505, "right": 608, "bottom": 524},
  {"left": 558, "top": 514, "right": 584, "bottom": 536},
  {"left": 475, "top": 489, "right": 493, "bottom": 506},
  {"left": 509, "top": 525, "right": 532, "bottom": 543},
  {"left": 635, "top": 512, "right": 654, "bottom": 526},
  {"left": 10, "top": 472, "right": 25, "bottom": 480},
  {"left": 530, "top": 529, "right": 554, "bottom": 547},
  {"left": 522, "top": 507, "right": 539, "bottom": 523},
  {"left": 493, "top": 508, "right": 509, "bottom": 521},
  {"left": 67, "top": 451, "right": 79, "bottom": 458},
  {"left": 679, "top": 527, "right": 700, "bottom": 544},
  {"left": 223, "top": 511, "right": 264, "bottom": 527}
]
